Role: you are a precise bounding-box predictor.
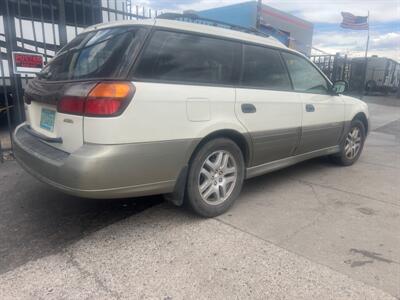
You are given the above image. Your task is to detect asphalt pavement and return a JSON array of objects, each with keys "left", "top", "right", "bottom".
[{"left": 0, "top": 97, "right": 399, "bottom": 299}]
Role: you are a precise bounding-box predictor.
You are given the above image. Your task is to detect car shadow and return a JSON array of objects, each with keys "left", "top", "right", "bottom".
[
  {"left": 0, "top": 161, "right": 164, "bottom": 274},
  {"left": 243, "top": 155, "right": 335, "bottom": 190}
]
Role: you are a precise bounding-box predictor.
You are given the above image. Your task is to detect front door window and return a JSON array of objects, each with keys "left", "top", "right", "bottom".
[{"left": 282, "top": 52, "right": 330, "bottom": 94}]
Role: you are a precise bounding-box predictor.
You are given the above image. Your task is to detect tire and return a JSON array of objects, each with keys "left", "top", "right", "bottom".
[
  {"left": 365, "top": 80, "right": 376, "bottom": 94},
  {"left": 186, "top": 138, "right": 245, "bottom": 217},
  {"left": 331, "top": 119, "right": 366, "bottom": 166}
]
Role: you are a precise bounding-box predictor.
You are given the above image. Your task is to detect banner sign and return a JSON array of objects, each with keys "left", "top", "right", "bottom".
[{"left": 12, "top": 52, "right": 44, "bottom": 74}]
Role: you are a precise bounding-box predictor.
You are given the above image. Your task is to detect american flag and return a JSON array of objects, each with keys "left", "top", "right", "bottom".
[{"left": 341, "top": 12, "right": 369, "bottom": 30}]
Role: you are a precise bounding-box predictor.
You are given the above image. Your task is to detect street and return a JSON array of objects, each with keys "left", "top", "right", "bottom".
[{"left": 0, "top": 98, "right": 399, "bottom": 299}]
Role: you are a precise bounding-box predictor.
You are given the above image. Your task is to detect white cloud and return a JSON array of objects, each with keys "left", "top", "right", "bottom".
[
  {"left": 313, "top": 31, "right": 400, "bottom": 60},
  {"left": 371, "top": 32, "right": 400, "bottom": 48}
]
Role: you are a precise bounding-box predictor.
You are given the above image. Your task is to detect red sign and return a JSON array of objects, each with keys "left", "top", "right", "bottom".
[{"left": 12, "top": 52, "right": 44, "bottom": 74}]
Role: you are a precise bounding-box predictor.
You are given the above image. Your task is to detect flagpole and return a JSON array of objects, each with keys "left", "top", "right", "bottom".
[
  {"left": 256, "top": 0, "right": 262, "bottom": 29},
  {"left": 361, "top": 10, "right": 370, "bottom": 99}
]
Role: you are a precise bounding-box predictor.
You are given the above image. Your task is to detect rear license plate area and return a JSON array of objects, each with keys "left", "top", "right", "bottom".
[{"left": 40, "top": 108, "right": 56, "bottom": 132}]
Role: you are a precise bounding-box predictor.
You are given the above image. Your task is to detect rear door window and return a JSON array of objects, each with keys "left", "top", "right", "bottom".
[
  {"left": 134, "top": 30, "right": 241, "bottom": 85},
  {"left": 39, "top": 26, "right": 147, "bottom": 81},
  {"left": 241, "top": 44, "right": 291, "bottom": 90}
]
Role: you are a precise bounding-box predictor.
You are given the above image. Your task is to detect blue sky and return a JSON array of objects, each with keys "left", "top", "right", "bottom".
[{"left": 138, "top": 0, "right": 399, "bottom": 61}]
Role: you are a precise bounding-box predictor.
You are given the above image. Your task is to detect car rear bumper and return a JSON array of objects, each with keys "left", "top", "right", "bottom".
[{"left": 13, "top": 124, "right": 194, "bottom": 199}]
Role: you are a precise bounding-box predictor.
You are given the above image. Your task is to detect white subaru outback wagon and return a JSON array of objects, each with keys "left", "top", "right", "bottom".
[{"left": 14, "top": 19, "right": 369, "bottom": 217}]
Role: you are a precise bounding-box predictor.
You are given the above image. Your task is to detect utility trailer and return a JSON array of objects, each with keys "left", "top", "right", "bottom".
[
  {"left": 310, "top": 53, "right": 351, "bottom": 83},
  {"left": 349, "top": 56, "right": 399, "bottom": 94}
]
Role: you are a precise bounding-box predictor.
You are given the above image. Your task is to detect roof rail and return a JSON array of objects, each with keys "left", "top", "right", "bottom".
[{"left": 157, "top": 13, "right": 270, "bottom": 38}]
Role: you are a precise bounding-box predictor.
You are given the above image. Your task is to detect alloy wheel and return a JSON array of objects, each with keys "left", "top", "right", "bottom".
[
  {"left": 198, "top": 150, "right": 238, "bottom": 205},
  {"left": 344, "top": 127, "right": 362, "bottom": 160}
]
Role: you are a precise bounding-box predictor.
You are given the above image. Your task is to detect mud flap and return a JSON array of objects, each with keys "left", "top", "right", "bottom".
[{"left": 163, "top": 165, "right": 188, "bottom": 206}]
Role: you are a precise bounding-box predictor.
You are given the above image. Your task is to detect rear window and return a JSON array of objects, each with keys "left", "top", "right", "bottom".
[
  {"left": 38, "top": 27, "right": 146, "bottom": 81},
  {"left": 133, "top": 30, "right": 241, "bottom": 85}
]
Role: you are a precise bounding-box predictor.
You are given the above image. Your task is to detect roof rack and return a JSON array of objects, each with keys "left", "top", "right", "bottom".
[{"left": 157, "top": 13, "right": 270, "bottom": 39}]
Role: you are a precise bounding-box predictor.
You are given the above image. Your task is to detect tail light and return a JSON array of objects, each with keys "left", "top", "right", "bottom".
[
  {"left": 58, "top": 96, "right": 85, "bottom": 115},
  {"left": 58, "top": 82, "right": 134, "bottom": 117}
]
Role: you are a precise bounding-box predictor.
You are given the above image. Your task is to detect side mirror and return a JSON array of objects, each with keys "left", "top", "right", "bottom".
[{"left": 331, "top": 81, "right": 347, "bottom": 95}]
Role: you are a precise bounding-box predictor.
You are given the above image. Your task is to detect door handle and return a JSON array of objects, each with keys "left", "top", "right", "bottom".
[
  {"left": 241, "top": 103, "right": 256, "bottom": 114},
  {"left": 305, "top": 104, "right": 315, "bottom": 112}
]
